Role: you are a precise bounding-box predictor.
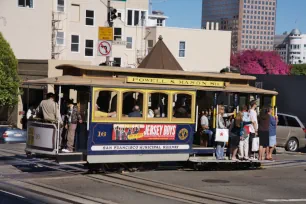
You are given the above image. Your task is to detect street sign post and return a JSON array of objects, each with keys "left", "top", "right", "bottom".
[
  {"left": 97, "top": 40, "right": 112, "bottom": 57},
  {"left": 98, "top": 27, "right": 113, "bottom": 41}
]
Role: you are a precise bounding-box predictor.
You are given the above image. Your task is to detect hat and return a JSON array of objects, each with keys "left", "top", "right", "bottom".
[{"left": 46, "top": 92, "right": 55, "bottom": 98}]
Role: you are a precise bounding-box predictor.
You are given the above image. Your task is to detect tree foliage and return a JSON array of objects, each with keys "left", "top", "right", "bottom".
[
  {"left": 291, "top": 64, "right": 306, "bottom": 76},
  {"left": 230, "top": 50, "right": 291, "bottom": 75},
  {"left": 0, "top": 32, "right": 21, "bottom": 106}
]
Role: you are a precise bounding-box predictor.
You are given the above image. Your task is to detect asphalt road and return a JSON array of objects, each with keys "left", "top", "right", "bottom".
[{"left": 0, "top": 143, "right": 306, "bottom": 204}]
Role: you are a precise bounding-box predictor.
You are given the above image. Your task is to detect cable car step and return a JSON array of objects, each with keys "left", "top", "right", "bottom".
[{"left": 56, "top": 152, "right": 86, "bottom": 164}]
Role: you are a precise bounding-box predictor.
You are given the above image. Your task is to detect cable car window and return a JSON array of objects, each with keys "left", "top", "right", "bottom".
[
  {"left": 147, "top": 92, "right": 168, "bottom": 118},
  {"left": 94, "top": 90, "right": 117, "bottom": 118},
  {"left": 122, "top": 91, "right": 143, "bottom": 118},
  {"left": 173, "top": 94, "right": 192, "bottom": 118}
]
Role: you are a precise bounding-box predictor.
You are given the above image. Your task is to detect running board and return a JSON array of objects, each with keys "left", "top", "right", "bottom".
[
  {"left": 56, "top": 152, "right": 86, "bottom": 164},
  {"left": 189, "top": 156, "right": 265, "bottom": 163}
]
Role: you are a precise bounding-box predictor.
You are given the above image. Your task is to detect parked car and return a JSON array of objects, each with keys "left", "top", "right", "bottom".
[
  {"left": 277, "top": 113, "right": 306, "bottom": 152},
  {"left": 0, "top": 125, "right": 27, "bottom": 144}
]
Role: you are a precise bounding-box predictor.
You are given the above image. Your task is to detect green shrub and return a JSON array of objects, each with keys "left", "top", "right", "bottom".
[{"left": 0, "top": 32, "right": 21, "bottom": 106}]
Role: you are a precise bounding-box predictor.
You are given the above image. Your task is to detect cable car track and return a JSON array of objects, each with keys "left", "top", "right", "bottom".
[{"left": 0, "top": 147, "right": 263, "bottom": 204}]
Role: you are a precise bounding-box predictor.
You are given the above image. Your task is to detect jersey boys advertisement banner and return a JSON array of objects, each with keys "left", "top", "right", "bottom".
[{"left": 112, "top": 124, "right": 176, "bottom": 141}]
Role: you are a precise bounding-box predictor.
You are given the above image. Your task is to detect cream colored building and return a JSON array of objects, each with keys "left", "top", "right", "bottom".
[
  {"left": 0, "top": 0, "right": 149, "bottom": 68},
  {"left": 0, "top": 0, "right": 231, "bottom": 72},
  {"left": 145, "top": 26, "right": 231, "bottom": 72}
]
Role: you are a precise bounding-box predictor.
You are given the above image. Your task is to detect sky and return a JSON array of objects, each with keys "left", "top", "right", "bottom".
[{"left": 152, "top": 0, "right": 306, "bottom": 34}]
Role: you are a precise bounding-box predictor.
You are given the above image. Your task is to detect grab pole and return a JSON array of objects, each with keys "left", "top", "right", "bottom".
[
  {"left": 195, "top": 105, "right": 199, "bottom": 132},
  {"left": 56, "top": 85, "right": 62, "bottom": 154}
]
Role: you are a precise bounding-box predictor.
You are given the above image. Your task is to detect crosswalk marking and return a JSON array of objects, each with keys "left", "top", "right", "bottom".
[
  {"left": 265, "top": 199, "right": 306, "bottom": 202},
  {"left": 262, "top": 160, "right": 306, "bottom": 168}
]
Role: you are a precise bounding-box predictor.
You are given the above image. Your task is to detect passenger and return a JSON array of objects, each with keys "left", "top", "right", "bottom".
[
  {"left": 173, "top": 101, "right": 188, "bottom": 118},
  {"left": 26, "top": 104, "right": 36, "bottom": 120},
  {"left": 200, "top": 109, "right": 213, "bottom": 147},
  {"left": 96, "top": 91, "right": 110, "bottom": 112},
  {"left": 249, "top": 100, "right": 258, "bottom": 159},
  {"left": 137, "top": 94, "right": 143, "bottom": 114},
  {"left": 148, "top": 108, "right": 155, "bottom": 118},
  {"left": 62, "top": 99, "right": 82, "bottom": 153},
  {"left": 128, "top": 105, "right": 142, "bottom": 117},
  {"left": 268, "top": 106, "right": 277, "bottom": 160},
  {"left": 153, "top": 107, "right": 161, "bottom": 117},
  {"left": 36, "top": 93, "right": 62, "bottom": 122},
  {"left": 216, "top": 105, "right": 235, "bottom": 160},
  {"left": 61, "top": 113, "right": 68, "bottom": 150},
  {"left": 123, "top": 93, "right": 136, "bottom": 115},
  {"left": 258, "top": 107, "right": 270, "bottom": 160},
  {"left": 230, "top": 112, "right": 253, "bottom": 161},
  {"left": 95, "top": 92, "right": 116, "bottom": 117},
  {"left": 239, "top": 105, "right": 252, "bottom": 160},
  {"left": 110, "top": 95, "right": 117, "bottom": 112}
]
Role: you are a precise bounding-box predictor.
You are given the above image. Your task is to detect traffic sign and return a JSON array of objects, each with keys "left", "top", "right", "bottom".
[
  {"left": 98, "top": 40, "right": 112, "bottom": 57},
  {"left": 98, "top": 27, "right": 113, "bottom": 41}
]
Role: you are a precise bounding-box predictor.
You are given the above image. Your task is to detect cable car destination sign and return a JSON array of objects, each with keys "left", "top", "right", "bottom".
[{"left": 127, "top": 77, "right": 224, "bottom": 87}]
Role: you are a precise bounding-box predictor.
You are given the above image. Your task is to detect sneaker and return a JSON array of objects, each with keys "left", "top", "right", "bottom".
[
  {"left": 62, "top": 149, "right": 71, "bottom": 153},
  {"left": 244, "top": 157, "right": 250, "bottom": 161}
]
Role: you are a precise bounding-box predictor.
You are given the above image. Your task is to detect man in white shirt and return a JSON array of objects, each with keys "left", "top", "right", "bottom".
[
  {"left": 200, "top": 110, "right": 213, "bottom": 147},
  {"left": 249, "top": 100, "right": 258, "bottom": 158}
]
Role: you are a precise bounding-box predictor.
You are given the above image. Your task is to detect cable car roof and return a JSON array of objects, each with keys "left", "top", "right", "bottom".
[
  {"left": 55, "top": 64, "right": 257, "bottom": 81},
  {"left": 23, "top": 75, "right": 278, "bottom": 95}
]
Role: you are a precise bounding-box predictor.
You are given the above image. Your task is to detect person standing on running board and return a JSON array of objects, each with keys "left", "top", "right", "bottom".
[
  {"left": 216, "top": 105, "right": 235, "bottom": 160},
  {"left": 249, "top": 100, "right": 258, "bottom": 159}
]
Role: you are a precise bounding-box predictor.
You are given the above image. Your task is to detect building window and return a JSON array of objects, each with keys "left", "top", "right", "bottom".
[
  {"left": 126, "top": 37, "right": 133, "bottom": 49},
  {"left": 127, "top": 9, "right": 147, "bottom": 26},
  {"left": 57, "top": 0, "right": 64, "bottom": 12},
  {"left": 117, "top": 12, "right": 122, "bottom": 20},
  {"left": 114, "top": 28, "right": 122, "bottom": 41},
  {"left": 147, "top": 40, "right": 153, "bottom": 53},
  {"left": 141, "top": 11, "right": 146, "bottom": 26},
  {"left": 127, "top": 10, "right": 133, "bottom": 25},
  {"left": 179, "top": 41, "right": 186, "bottom": 57},
  {"left": 134, "top": 10, "right": 140, "bottom": 26},
  {"left": 18, "top": 0, "right": 33, "bottom": 8},
  {"left": 71, "top": 35, "right": 79, "bottom": 52},
  {"left": 157, "top": 19, "right": 163, "bottom": 26},
  {"left": 85, "top": 39, "right": 94, "bottom": 56},
  {"left": 56, "top": 31, "right": 65, "bottom": 45},
  {"left": 113, "top": 58, "right": 121, "bottom": 67},
  {"left": 85, "top": 10, "right": 94, "bottom": 26}
]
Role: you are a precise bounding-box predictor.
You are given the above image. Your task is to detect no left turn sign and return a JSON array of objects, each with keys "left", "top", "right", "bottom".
[{"left": 98, "top": 40, "right": 112, "bottom": 57}]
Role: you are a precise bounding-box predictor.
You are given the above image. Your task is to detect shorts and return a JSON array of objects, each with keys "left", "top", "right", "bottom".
[
  {"left": 269, "top": 135, "right": 276, "bottom": 147},
  {"left": 259, "top": 131, "right": 269, "bottom": 148}
]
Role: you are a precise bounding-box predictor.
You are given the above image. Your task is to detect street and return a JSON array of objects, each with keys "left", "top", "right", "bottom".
[{"left": 0, "top": 143, "right": 306, "bottom": 204}]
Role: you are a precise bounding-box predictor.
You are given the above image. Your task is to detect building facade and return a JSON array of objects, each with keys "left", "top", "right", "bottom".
[
  {"left": 0, "top": 0, "right": 149, "bottom": 68},
  {"left": 0, "top": 0, "right": 231, "bottom": 72},
  {"left": 274, "top": 29, "right": 306, "bottom": 64},
  {"left": 202, "top": 0, "right": 277, "bottom": 52},
  {"left": 145, "top": 26, "right": 231, "bottom": 72}
]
